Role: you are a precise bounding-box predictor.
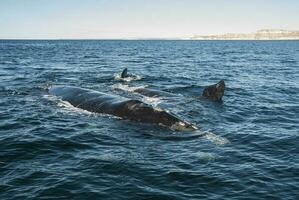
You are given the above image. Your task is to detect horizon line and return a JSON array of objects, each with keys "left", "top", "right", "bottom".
[{"left": 1, "top": 38, "right": 299, "bottom": 41}]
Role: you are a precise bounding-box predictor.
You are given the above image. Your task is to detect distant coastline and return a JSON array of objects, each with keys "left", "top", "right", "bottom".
[
  {"left": 190, "top": 29, "right": 299, "bottom": 40},
  {"left": 1, "top": 29, "right": 299, "bottom": 40}
]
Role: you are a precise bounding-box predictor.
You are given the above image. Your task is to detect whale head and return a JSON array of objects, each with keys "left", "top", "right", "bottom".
[{"left": 124, "top": 100, "right": 197, "bottom": 131}]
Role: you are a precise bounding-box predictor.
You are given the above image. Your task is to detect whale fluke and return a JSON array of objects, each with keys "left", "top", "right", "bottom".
[
  {"left": 121, "top": 68, "right": 128, "bottom": 78},
  {"left": 202, "top": 80, "right": 225, "bottom": 102}
]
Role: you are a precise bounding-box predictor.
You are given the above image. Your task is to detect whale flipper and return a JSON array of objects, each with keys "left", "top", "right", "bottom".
[
  {"left": 202, "top": 80, "right": 225, "bottom": 102},
  {"left": 121, "top": 68, "right": 128, "bottom": 78}
]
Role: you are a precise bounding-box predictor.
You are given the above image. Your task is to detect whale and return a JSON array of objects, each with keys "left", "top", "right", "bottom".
[
  {"left": 49, "top": 86, "right": 197, "bottom": 131},
  {"left": 202, "top": 80, "right": 225, "bottom": 102},
  {"left": 118, "top": 68, "right": 140, "bottom": 81},
  {"left": 118, "top": 69, "right": 225, "bottom": 101}
]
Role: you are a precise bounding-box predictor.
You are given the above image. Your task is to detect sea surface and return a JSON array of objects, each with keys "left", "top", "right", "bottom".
[{"left": 0, "top": 40, "right": 298, "bottom": 199}]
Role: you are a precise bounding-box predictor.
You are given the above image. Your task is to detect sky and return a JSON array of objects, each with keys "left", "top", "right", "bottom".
[{"left": 0, "top": 0, "right": 299, "bottom": 39}]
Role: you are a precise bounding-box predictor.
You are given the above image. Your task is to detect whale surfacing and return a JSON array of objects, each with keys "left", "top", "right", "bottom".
[
  {"left": 49, "top": 86, "right": 196, "bottom": 131},
  {"left": 202, "top": 80, "right": 225, "bottom": 102}
]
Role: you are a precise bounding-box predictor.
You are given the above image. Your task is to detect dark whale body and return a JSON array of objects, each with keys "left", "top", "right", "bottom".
[
  {"left": 49, "top": 86, "right": 196, "bottom": 131},
  {"left": 202, "top": 80, "right": 225, "bottom": 102}
]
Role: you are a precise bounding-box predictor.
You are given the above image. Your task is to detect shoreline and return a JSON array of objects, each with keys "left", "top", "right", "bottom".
[{"left": 1, "top": 39, "right": 299, "bottom": 41}]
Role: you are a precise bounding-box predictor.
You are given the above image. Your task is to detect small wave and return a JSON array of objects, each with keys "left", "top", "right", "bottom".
[
  {"left": 0, "top": 86, "right": 24, "bottom": 95},
  {"left": 114, "top": 73, "right": 143, "bottom": 82},
  {"left": 154, "top": 131, "right": 206, "bottom": 141},
  {"left": 161, "top": 130, "right": 229, "bottom": 145},
  {"left": 193, "top": 151, "right": 217, "bottom": 161}
]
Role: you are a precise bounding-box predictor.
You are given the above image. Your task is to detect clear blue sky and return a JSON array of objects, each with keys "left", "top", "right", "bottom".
[{"left": 1, "top": 0, "right": 298, "bottom": 39}]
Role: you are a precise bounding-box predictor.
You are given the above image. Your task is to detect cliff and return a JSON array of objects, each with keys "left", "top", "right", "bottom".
[{"left": 191, "top": 29, "right": 299, "bottom": 40}]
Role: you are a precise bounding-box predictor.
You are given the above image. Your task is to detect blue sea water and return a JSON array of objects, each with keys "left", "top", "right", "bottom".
[{"left": 0, "top": 40, "right": 298, "bottom": 199}]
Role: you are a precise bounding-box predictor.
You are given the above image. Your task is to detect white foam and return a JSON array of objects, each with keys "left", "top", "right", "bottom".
[
  {"left": 112, "top": 83, "right": 146, "bottom": 93},
  {"left": 43, "top": 94, "right": 59, "bottom": 102},
  {"left": 202, "top": 131, "right": 230, "bottom": 145},
  {"left": 41, "top": 83, "right": 52, "bottom": 91},
  {"left": 45, "top": 94, "right": 94, "bottom": 116},
  {"left": 141, "top": 96, "right": 163, "bottom": 107},
  {"left": 57, "top": 100, "right": 94, "bottom": 115},
  {"left": 114, "top": 73, "right": 143, "bottom": 82}
]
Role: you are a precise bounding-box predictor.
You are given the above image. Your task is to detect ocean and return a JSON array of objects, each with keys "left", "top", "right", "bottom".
[{"left": 0, "top": 40, "right": 298, "bottom": 199}]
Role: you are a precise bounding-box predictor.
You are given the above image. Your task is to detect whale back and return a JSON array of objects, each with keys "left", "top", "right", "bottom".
[
  {"left": 49, "top": 86, "right": 196, "bottom": 131},
  {"left": 50, "top": 86, "right": 129, "bottom": 113}
]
